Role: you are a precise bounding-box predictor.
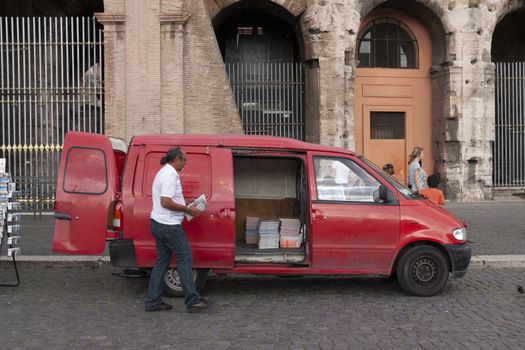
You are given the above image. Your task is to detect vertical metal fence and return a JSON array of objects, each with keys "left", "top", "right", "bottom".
[
  {"left": 494, "top": 62, "right": 525, "bottom": 187},
  {"left": 226, "top": 62, "right": 305, "bottom": 140},
  {"left": 0, "top": 16, "right": 104, "bottom": 211}
]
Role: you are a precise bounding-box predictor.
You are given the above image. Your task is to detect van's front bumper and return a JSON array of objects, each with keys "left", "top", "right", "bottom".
[{"left": 444, "top": 243, "right": 472, "bottom": 278}]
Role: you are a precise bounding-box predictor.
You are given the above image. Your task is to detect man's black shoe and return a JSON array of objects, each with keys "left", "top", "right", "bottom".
[
  {"left": 187, "top": 298, "right": 209, "bottom": 312},
  {"left": 145, "top": 301, "right": 173, "bottom": 312}
]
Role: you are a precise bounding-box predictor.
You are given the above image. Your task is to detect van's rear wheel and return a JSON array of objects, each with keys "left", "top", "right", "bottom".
[
  {"left": 163, "top": 268, "right": 208, "bottom": 297},
  {"left": 396, "top": 245, "right": 449, "bottom": 296}
]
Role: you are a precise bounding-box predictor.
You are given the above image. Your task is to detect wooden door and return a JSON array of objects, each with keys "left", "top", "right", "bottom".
[
  {"left": 363, "top": 106, "right": 414, "bottom": 183},
  {"left": 355, "top": 10, "right": 433, "bottom": 183}
]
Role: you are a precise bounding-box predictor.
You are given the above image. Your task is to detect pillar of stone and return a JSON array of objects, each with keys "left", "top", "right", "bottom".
[
  {"left": 444, "top": 3, "right": 495, "bottom": 200},
  {"left": 95, "top": 11, "right": 126, "bottom": 140},
  {"left": 160, "top": 12, "right": 189, "bottom": 133},
  {"left": 301, "top": 1, "right": 358, "bottom": 150},
  {"left": 182, "top": 0, "right": 243, "bottom": 134}
]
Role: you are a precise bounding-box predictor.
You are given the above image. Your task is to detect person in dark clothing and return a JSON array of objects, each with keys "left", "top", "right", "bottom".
[{"left": 382, "top": 163, "right": 394, "bottom": 176}]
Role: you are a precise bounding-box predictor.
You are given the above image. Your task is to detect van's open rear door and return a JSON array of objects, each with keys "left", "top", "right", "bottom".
[{"left": 53, "top": 132, "right": 119, "bottom": 254}]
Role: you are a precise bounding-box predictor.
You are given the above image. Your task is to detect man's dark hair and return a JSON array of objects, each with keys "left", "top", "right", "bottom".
[
  {"left": 160, "top": 147, "right": 184, "bottom": 165},
  {"left": 427, "top": 174, "right": 440, "bottom": 188}
]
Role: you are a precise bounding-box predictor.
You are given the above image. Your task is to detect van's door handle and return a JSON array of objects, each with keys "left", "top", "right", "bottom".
[
  {"left": 312, "top": 209, "right": 326, "bottom": 220},
  {"left": 218, "top": 208, "right": 235, "bottom": 219},
  {"left": 54, "top": 212, "right": 72, "bottom": 220}
]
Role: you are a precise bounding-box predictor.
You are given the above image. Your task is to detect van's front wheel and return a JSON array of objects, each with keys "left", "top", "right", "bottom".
[
  {"left": 396, "top": 245, "right": 449, "bottom": 296},
  {"left": 163, "top": 268, "right": 208, "bottom": 297}
]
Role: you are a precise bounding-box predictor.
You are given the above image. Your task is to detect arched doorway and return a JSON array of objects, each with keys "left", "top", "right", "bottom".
[
  {"left": 213, "top": 0, "right": 305, "bottom": 140},
  {"left": 354, "top": 9, "right": 433, "bottom": 184},
  {"left": 492, "top": 9, "right": 525, "bottom": 188}
]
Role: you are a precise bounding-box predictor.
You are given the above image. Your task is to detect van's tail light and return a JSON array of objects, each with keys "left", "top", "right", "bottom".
[{"left": 113, "top": 201, "right": 124, "bottom": 231}]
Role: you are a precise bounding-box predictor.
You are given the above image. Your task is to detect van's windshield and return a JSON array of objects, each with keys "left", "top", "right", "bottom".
[{"left": 359, "top": 156, "right": 420, "bottom": 200}]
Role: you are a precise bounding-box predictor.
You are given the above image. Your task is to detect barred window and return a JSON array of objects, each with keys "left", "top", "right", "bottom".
[
  {"left": 358, "top": 18, "right": 418, "bottom": 69},
  {"left": 370, "top": 112, "right": 405, "bottom": 139}
]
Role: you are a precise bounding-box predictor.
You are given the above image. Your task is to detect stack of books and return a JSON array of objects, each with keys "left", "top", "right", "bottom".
[
  {"left": 245, "top": 216, "right": 260, "bottom": 244},
  {"left": 279, "top": 218, "right": 302, "bottom": 248},
  {"left": 258, "top": 219, "right": 280, "bottom": 249}
]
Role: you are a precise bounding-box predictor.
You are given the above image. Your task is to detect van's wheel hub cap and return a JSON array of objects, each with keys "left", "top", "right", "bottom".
[
  {"left": 166, "top": 270, "right": 182, "bottom": 289},
  {"left": 411, "top": 257, "right": 437, "bottom": 285},
  {"left": 165, "top": 269, "right": 196, "bottom": 290}
]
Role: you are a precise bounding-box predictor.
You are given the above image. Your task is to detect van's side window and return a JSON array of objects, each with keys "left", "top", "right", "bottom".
[
  {"left": 63, "top": 147, "right": 107, "bottom": 194},
  {"left": 143, "top": 152, "right": 211, "bottom": 198},
  {"left": 314, "top": 157, "right": 380, "bottom": 202}
]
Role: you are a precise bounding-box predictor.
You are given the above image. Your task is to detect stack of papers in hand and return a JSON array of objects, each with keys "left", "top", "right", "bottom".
[
  {"left": 279, "top": 218, "right": 302, "bottom": 248},
  {"left": 258, "top": 219, "right": 280, "bottom": 249},
  {"left": 245, "top": 216, "right": 260, "bottom": 244},
  {"left": 184, "top": 194, "right": 207, "bottom": 221}
]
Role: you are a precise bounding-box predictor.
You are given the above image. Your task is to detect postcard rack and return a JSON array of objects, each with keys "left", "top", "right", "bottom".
[{"left": 0, "top": 159, "right": 21, "bottom": 287}]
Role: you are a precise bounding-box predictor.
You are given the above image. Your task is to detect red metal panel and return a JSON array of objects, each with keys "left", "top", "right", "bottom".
[
  {"left": 129, "top": 146, "right": 235, "bottom": 269},
  {"left": 53, "top": 132, "right": 118, "bottom": 254},
  {"left": 308, "top": 151, "right": 400, "bottom": 271}
]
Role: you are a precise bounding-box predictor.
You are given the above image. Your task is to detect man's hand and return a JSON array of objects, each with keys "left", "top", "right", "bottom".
[
  {"left": 161, "top": 196, "right": 202, "bottom": 216},
  {"left": 186, "top": 206, "right": 202, "bottom": 217}
]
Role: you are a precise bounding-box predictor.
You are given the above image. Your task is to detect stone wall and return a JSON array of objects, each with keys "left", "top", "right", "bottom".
[
  {"left": 97, "top": 0, "right": 243, "bottom": 141},
  {"left": 96, "top": 0, "right": 525, "bottom": 200}
]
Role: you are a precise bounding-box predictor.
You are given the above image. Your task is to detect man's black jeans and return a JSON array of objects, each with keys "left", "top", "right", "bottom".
[{"left": 145, "top": 219, "right": 199, "bottom": 308}]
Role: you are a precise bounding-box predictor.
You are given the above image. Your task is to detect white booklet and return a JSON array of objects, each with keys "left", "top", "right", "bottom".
[{"left": 185, "top": 194, "right": 207, "bottom": 221}]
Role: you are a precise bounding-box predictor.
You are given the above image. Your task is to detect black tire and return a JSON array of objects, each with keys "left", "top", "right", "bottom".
[
  {"left": 163, "top": 268, "right": 208, "bottom": 297},
  {"left": 396, "top": 245, "right": 449, "bottom": 296}
]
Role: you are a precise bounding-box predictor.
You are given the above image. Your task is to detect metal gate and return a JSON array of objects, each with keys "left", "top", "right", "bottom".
[
  {"left": 226, "top": 62, "right": 304, "bottom": 140},
  {"left": 494, "top": 62, "right": 525, "bottom": 187},
  {"left": 0, "top": 16, "right": 103, "bottom": 211}
]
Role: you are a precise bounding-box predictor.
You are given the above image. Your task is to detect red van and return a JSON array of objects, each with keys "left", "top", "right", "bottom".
[{"left": 53, "top": 131, "right": 471, "bottom": 297}]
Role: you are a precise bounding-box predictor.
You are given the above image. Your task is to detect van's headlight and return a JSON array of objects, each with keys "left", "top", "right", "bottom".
[{"left": 452, "top": 227, "right": 467, "bottom": 241}]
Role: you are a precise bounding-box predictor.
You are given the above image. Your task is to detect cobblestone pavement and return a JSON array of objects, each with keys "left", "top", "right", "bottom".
[
  {"left": 14, "top": 200, "right": 525, "bottom": 256},
  {"left": 0, "top": 265, "right": 524, "bottom": 349}
]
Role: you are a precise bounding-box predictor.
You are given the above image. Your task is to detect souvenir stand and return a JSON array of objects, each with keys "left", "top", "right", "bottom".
[{"left": 0, "top": 158, "right": 21, "bottom": 287}]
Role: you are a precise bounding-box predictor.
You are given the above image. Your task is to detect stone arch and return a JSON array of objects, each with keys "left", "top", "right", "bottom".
[
  {"left": 353, "top": 0, "right": 449, "bottom": 191},
  {"left": 206, "top": 0, "right": 306, "bottom": 22},
  {"left": 358, "top": 0, "right": 448, "bottom": 66},
  {"left": 491, "top": 1, "right": 525, "bottom": 31},
  {"left": 491, "top": 7, "right": 525, "bottom": 61},
  {"left": 209, "top": 0, "right": 306, "bottom": 62},
  {"left": 209, "top": 0, "right": 307, "bottom": 140}
]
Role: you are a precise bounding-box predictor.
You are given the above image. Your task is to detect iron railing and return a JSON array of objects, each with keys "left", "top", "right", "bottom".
[
  {"left": 494, "top": 62, "right": 525, "bottom": 187},
  {"left": 226, "top": 62, "right": 305, "bottom": 140},
  {"left": 0, "top": 16, "right": 104, "bottom": 210}
]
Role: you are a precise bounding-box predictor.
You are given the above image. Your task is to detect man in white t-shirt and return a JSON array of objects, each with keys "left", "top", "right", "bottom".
[{"left": 145, "top": 147, "right": 208, "bottom": 312}]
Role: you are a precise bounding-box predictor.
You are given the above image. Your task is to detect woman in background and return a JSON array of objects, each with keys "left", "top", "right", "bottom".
[{"left": 408, "top": 146, "right": 428, "bottom": 192}]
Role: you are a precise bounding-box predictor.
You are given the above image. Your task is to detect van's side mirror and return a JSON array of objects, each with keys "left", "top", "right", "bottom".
[{"left": 373, "top": 184, "right": 396, "bottom": 204}]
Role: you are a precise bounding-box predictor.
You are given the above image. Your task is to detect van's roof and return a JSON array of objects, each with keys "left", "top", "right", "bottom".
[{"left": 130, "top": 134, "right": 356, "bottom": 156}]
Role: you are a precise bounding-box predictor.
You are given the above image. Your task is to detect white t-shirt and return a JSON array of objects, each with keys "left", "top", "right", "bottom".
[{"left": 150, "top": 164, "right": 185, "bottom": 225}]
